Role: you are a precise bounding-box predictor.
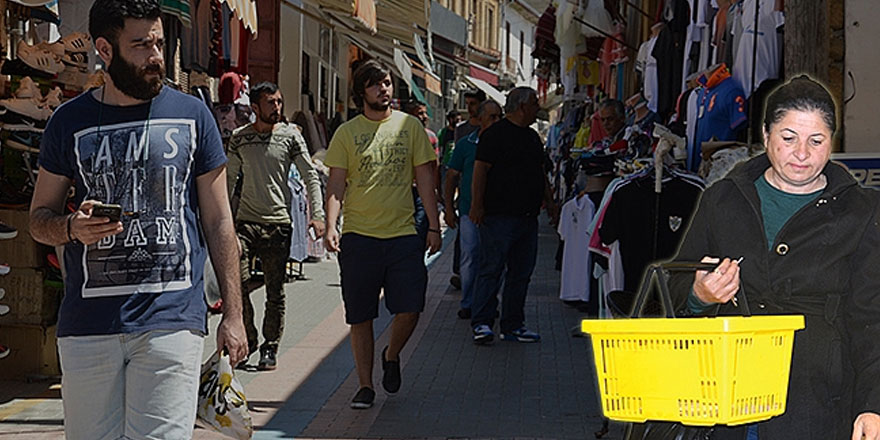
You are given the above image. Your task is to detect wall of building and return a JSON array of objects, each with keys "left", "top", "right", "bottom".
[
  {"left": 502, "top": 6, "right": 537, "bottom": 88},
  {"left": 279, "top": 3, "right": 303, "bottom": 115}
]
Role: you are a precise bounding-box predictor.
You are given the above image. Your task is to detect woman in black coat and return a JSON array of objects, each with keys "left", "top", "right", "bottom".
[{"left": 669, "top": 76, "right": 880, "bottom": 439}]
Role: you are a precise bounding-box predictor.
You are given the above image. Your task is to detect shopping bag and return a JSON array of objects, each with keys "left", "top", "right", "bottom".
[{"left": 196, "top": 351, "right": 253, "bottom": 439}]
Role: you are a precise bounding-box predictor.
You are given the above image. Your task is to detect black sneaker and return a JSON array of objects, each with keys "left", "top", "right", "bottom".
[
  {"left": 257, "top": 348, "right": 277, "bottom": 371},
  {"left": 350, "top": 387, "right": 375, "bottom": 409},
  {"left": 0, "top": 222, "right": 17, "bottom": 240},
  {"left": 457, "top": 308, "right": 471, "bottom": 319},
  {"left": 381, "top": 346, "right": 401, "bottom": 393}
]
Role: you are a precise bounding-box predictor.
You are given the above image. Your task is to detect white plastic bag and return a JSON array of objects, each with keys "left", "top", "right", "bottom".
[{"left": 197, "top": 351, "right": 253, "bottom": 439}]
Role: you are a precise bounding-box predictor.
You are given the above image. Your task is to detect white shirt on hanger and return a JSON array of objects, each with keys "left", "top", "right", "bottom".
[{"left": 557, "top": 195, "right": 595, "bottom": 302}]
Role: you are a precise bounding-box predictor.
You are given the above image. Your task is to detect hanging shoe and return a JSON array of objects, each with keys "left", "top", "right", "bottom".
[
  {"left": 61, "top": 32, "right": 92, "bottom": 53},
  {"left": 41, "top": 86, "right": 62, "bottom": 109},
  {"left": 34, "top": 41, "right": 64, "bottom": 60},
  {"left": 62, "top": 52, "right": 88, "bottom": 69},
  {"left": 14, "top": 76, "right": 41, "bottom": 99},
  {"left": 0, "top": 304, "right": 9, "bottom": 316},
  {"left": 0, "top": 96, "right": 52, "bottom": 121},
  {"left": 0, "top": 265, "right": 9, "bottom": 276},
  {"left": 17, "top": 41, "right": 64, "bottom": 75},
  {"left": 0, "top": 344, "right": 9, "bottom": 360}
]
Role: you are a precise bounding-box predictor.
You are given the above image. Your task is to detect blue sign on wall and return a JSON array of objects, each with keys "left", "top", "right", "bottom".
[{"left": 831, "top": 153, "right": 880, "bottom": 188}]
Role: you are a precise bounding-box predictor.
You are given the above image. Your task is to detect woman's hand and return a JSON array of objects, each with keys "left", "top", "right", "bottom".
[
  {"left": 693, "top": 256, "right": 741, "bottom": 305},
  {"left": 853, "top": 412, "right": 880, "bottom": 439}
]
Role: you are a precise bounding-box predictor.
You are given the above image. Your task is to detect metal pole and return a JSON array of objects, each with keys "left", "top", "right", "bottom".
[
  {"left": 572, "top": 16, "right": 638, "bottom": 52},
  {"left": 748, "top": 0, "right": 759, "bottom": 145}
]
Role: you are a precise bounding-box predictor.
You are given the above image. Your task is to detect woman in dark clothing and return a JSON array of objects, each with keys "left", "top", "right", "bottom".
[{"left": 670, "top": 75, "right": 880, "bottom": 440}]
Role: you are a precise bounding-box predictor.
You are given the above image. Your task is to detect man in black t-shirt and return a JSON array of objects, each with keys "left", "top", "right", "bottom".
[{"left": 469, "top": 87, "right": 558, "bottom": 345}]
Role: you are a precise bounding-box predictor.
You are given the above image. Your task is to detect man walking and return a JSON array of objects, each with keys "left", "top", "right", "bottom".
[
  {"left": 444, "top": 100, "right": 502, "bottom": 320},
  {"left": 226, "top": 81, "right": 326, "bottom": 370},
  {"left": 28, "top": 1, "right": 246, "bottom": 438},
  {"left": 324, "top": 60, "right": 441, "bottom": 409},
  {"left": 469, "top": 87, "right": 557, "bottom": 345}
]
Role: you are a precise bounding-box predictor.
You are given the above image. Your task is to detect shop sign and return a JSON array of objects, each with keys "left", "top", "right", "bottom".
[{"left": 832, "top": 153, "right": 880, "bottom": 188}]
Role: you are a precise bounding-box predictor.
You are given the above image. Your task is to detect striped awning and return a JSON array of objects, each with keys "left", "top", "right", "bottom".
[{"left": 220, "top": 0, "right": 258, "bottom": 38}]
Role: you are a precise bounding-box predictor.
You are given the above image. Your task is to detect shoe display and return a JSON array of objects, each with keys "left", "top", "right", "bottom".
[
  {"left": 0, "top": 344, "right": 9, "bottom": 360},
  {"left": 61, "top": 32, "right": 92, "bottom": 53},
  {"left": 472, "top": 324, "right": 495, "bottom": 345},
  {"left": 14, "top": 76, "right": 41, "bottom": 99},
  {"left": 257, "top": 347, "right": 277, "bottom": 371},
  {"left": 457, "top": 308, "right": 471, "bottom": 319},
  {"left": 350, "top": 387, "right": 375, "bottom": 409},
  {"left": 500, "top": 327, "right": 541, "bottom": 343},
  {"left": 0, "top": 96, "right": 51, "bottom": 121},
  {"left": 0, "top": 304, "right": 9, "bottom": 316},
  {"left": 381, "top": 346, "right": 401, "bottom": 393},
  {"left": 0, "top": 287, "right": 5, "bottom": 298},
  {"left": 0, "top": 221, "right": 18, "bottom": 239},
  {"left": 449, "top": 275, "right": 461, "bottom": 290},
  {"left": 17, "top": 40, "right": 64, "bottom": 75}
]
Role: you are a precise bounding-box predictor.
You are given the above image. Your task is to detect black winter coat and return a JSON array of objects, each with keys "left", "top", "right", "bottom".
[{"left": 669, "top": 154, "right": 880, "bottom": 439}]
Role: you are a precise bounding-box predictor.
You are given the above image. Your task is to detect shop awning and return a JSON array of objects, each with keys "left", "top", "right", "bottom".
[
  {"left": 468, "top": 64, "right": 499, "bottom": 86},
  {"left": 220, "top": 0, "right": 258, "bottom": 38},
  {"left": 464, "top": 75, "right": 506, "bottom": 106}
]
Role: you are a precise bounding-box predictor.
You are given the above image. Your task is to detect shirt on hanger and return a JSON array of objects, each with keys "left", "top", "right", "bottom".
[{"left": 558, "top": 195, "right": 595, "bottom": 302}]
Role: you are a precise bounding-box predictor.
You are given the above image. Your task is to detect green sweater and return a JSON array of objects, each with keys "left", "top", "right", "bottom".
[{"left": 227, "top": 123, "right": 324, "bottom": 224}]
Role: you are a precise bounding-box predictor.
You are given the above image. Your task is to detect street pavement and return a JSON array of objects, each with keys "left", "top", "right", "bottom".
[{"left": 0, "top": 219, "right": 625, "bottom": 439}]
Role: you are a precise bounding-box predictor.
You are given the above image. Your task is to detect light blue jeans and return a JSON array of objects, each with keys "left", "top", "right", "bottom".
[
  {"left": 459, "top": 215, "right": 480, "bottom": 310},
  {"left": 58, "top": 329, "right": 204, "bottom": 440}
]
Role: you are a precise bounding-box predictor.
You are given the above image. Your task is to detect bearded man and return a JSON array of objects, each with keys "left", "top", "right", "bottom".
[
  {"left": 226, "top": 81, "right": 326, "bottom": 371},
  {"left": 28, "top": 1, "right": 246, "bottom": 438}
]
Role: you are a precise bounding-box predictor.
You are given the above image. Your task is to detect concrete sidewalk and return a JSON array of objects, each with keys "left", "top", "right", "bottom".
[{"left": 0, "top": 219, "right": 623, "bottom": 439}]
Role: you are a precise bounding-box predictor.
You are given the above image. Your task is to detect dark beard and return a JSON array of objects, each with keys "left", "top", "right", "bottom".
[
  {"left": 259, "top": 111, "right": 281, "bottom": 125},
  {"left": 107, "top": 47, "right": 165, "bottom": 100},
  {"left": 366, "top": 100, "right": 389, "bottom": 112}
]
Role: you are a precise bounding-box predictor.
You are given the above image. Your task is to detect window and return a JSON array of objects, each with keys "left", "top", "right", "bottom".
[
  {"left": 487, "top": 6, "right": 494, "bottom": 49},
  {"left": 506, "top": 21, "right": 511, "bottom": 58},
  {"left": 519, "top": 30, "right": 524, "bottom": 65}
]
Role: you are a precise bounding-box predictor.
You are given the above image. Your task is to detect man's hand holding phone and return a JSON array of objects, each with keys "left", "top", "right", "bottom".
[{"left": 69, "top": 200, "right": 125, "bottom": 245}]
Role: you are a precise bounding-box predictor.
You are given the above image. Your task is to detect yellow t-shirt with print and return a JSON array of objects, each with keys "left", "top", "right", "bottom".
[{"left": 325, "top": 110, "right": 436, "bottom": 238}]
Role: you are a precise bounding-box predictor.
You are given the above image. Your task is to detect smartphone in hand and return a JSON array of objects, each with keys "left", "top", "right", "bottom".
[{"left": 92, "top": 203, "right": 123, "bottom": 223}]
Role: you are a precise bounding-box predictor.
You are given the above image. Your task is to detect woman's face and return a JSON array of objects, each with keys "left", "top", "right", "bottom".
[{"left": 764, "top": 109, "right": 833, "bottom": 194}]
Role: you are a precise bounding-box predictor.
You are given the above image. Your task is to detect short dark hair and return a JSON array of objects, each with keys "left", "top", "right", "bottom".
[
  {"left": 763, "top": 74, "right": 837, "bottom": 134},
  {"left": 446, "top": 110, "right": 461, "bottom": 120},
  {"left": 598, "top": 99, "right": 625, "bottom": 119},
  {"left": 352, "top": 59, "right": 391, "bottom": 108},
  {"left": 249, "top": 81, "right": 280, "bottom": 105},
  {"left": 464, "top": 89, "right": 487, "bottom": 102},
  {"left": 89, "top": 0, "right": 161, "bottom": 47},
  {"left": 404, "top": 99, "right": 426, "bottom": 115}
]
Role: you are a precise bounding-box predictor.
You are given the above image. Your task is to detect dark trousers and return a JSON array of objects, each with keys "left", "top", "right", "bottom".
[
  {"left": 237, "top": 221, "right": 292, "bottom": 353},
  {"left": 470, "top": 215, "right": 538, "bottom": 333}
]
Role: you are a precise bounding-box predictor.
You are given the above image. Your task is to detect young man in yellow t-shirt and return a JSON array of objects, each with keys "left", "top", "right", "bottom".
[{"left": 324, "top": 60, "right": 441, "bottom": 409}]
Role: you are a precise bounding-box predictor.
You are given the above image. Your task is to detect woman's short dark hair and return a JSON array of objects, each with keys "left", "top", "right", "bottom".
[
  {"left": 763, "top": 75, "right": 837, "bottom": 134},
  {"left": 250, "top": 81, "right": 280, "bottom": 105},
  {"left": 89, "top": 0, "right": 161, "bottom": 46},
  {"left": 352, "top": 60, "right": 391, "bottom": 108}
]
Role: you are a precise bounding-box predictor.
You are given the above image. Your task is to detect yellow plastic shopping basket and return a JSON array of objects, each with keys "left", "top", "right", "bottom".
[{"left": 581, "top": 263, "right": 804, "bottom": 427}]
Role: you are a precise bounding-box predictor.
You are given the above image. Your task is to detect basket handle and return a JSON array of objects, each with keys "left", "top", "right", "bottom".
[{"left": 630, "top": 262, "right": 752, "bottom": 318}]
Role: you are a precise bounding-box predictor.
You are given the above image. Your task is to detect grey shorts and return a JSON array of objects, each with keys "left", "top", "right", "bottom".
[{"left": 338, "top": 233, "right": 427, "bottom": 324}]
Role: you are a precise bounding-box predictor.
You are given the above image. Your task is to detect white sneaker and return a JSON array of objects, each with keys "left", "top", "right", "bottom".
[
  {"left": 61, "top": 32, "right": 92, "bottom": 53},
  {"left": 17, "top": 40, "right": 65, "bottom": 75},
  {"left": 42, "top": 86, "right": 62, "bottom": 109},
  {"left": 0, "top": 97, "right": 51, "bottom": 120}
]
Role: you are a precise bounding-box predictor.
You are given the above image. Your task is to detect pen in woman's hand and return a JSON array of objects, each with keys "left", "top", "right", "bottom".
[{"left": 732, "top": 257, "right": 744, "bottom": 307}]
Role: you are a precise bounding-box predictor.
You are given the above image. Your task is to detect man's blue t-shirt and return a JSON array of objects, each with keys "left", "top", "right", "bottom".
[
  {"left": 38, "top": 86, "right": 226, "bottom": 337},
  {"left": 447, "top": 130, "right": 478, "bottom": 216},
  {"left": 690, "top": 77, "right": 747, "bottom": 171}
]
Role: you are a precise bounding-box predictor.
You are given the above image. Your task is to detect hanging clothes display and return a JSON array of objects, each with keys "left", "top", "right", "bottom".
[
  {"left": 288, "top": 169, "right": 309, "bottom": 263},
  {"left": 651, "top": 0, "right": 690, "bottom": 121},
  {"left": 557, "top": 194, "right": 595, "bottom": 303},
  {"left": 732, "top": 0, "right": 782, "bottom": 97},
  {"left": 635, "top": 32, "right": 659, "bottom": 113},
  {"left": 689, "top": 63, "right": 747, "bottom": 171},
  {"left": 597, "top": 167, "right": 705, "bottom": 294}
]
